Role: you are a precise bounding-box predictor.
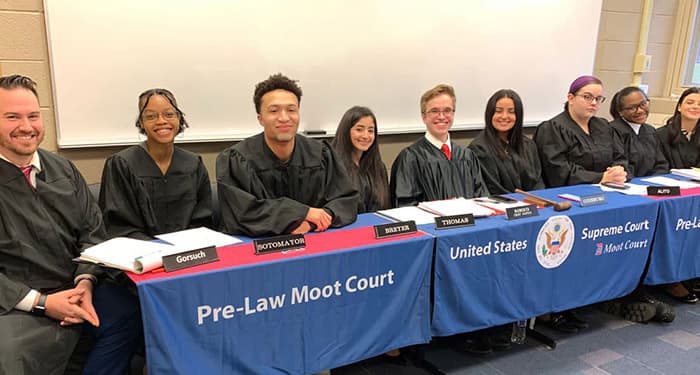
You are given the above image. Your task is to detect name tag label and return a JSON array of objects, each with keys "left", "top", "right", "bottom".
[
  {"left": 163, "top": 246, "right": 218, "bottom": 272},
  {"left": 506, "top": 204, "right": 539, "bottom": 220},
  {"left": 374, "top": 221, "right": 417, "bottom": 239},
  {"left": 435, "top": 214, "right": 475, "bottom": 229},
  {"left": 580, "top": 193, "right": 607, "bottom": 207},
  {"left": 254, "top": 234, "right": 306, "bottom": 255},
  {"left": 647, "top": 186, "right": 680, "bottom": 196}
]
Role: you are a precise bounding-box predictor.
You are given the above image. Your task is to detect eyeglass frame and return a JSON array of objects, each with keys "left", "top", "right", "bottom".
[
  {"left": 140, "top": 110, "right": 180, "bottom": 122},
  {"left": 423, "top": 108, "right": 456, "bottom": 117},
  {"left": 575, "top": 93, "right": 607, "bottom": 104},
  {"left": 620, "top": 100, "right": 650, "bottom": 113}
]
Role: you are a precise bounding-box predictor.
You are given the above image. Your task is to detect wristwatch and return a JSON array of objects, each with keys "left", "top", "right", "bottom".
[{"left": 32, "top": 293, "right": 47, "bottom": 317}]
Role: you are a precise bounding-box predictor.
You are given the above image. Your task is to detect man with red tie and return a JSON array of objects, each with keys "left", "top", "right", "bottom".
[
  {"left": 390, "top": 84, "right": 489, "bottom": 207},
  {"left": 0, "top": 75, "right": 139, "bottom": 374}
]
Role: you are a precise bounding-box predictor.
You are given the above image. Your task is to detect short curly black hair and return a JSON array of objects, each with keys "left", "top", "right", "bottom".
[{"left": 253, "top": 73, "right": 302, "bottom": 114}]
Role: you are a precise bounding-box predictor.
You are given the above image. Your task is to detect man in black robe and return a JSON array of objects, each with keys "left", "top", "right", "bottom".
[
  {"left": 216, "top": 73, "right": 358, "bottom": 237},
  {"left": 391, "top": 84, "right": 489, "bottom": 207},
  {"left": 0, "top": 75, "right": 139, "bottom": 374}
]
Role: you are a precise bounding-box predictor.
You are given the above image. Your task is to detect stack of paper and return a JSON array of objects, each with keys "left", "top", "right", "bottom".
[
  {"left": 377, "top": 206, "right": 438, "bottom": 225},
  {"left": 670, "top": 168, "right": 700, "bottom": 181},
  {"left": 418, "top": 197, "right": 495, "bottom": 217}
]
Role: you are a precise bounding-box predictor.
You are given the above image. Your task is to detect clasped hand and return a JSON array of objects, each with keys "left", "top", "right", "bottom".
[
  {"left": 601, "top": 165, "right": 627, "bottom": 184},
  {"left": 44, "top": 279, "right": 100, "bottom": 327}
]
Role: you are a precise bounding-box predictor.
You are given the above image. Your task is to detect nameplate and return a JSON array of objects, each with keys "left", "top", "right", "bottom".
[
  {"left": 506, "top": 204, "right": 539, "bottom": 220},
  {"left": 435, "top": 214, "right": 475, "bottom": 230},
  {"left": 254, "top": 234, "right": 306, "bottom": 255},
  {"left": 163, "top": 246, "right": 218, "bottom": 272},
  {"left": 374, "top": 221, "right": 417, "bottom": 239},
  {"left": 647, "top": 186, "right": 680, "bottom": 196},
  {"left": 580, "top": 193, "right": 607, "bottom": 207}
]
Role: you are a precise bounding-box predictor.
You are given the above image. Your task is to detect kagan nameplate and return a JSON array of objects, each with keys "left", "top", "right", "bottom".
[
  {"left": 506, "top": 204, "right": 539, "bottom": 220},
  {"left": 435, "top": 214, "right": 475, "bottom": 230},
  {"left": 580, "top": 193, "right": 607, "bottom": 207},
  {"left": 254, "top": 233, "right": 306, "bottom": 255},
  {"left": 374, "top": 221, "right": 417, "bottom": 239},
  {"left": 163, "top": 245, "right": 218, "bottom": 272},
  {"left": 647, "top": 186, "right": 680, "bottom": 196}
]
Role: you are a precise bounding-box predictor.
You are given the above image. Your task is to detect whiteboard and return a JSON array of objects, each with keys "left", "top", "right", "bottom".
[{"left": 45, "top": 0, "right": 602, "bottom": 148}]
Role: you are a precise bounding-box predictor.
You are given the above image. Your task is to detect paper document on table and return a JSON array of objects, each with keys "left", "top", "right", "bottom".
[
  {"left": 155, "top": 227, "right": 241, "bottom": 250},
  {"left": 376, "top": 206, "right": 438, "bottom": 225},
  {"left": 418, "top": 197, "right": 495, "bottom": 217},
  {"left": 670, "top": 168, "right": 700, "bottom": 181},
  {"left": 472, "top": 198, "right": 530, "bottom": 212},
  {"left": 77, "top": 237, "right": 181, "bottom": 274},
  {"left": 641, "top": 176, "right": 700, "bottom": 189},
  {"left": 598, "top": 183, "right": 649, "bottom": 195}
]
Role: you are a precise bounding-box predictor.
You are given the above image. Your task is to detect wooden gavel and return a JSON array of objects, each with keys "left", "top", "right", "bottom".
[{"left": 515, "top": 189, "right": 572, "bottom": 211}]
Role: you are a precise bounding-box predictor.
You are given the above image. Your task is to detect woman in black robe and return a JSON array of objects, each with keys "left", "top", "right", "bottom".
[
  {"left": 533, "top": 76, "right": 629, "bottom": 187},
  {"left": 99, "top": 89, "right": 212, "bottom": 239},
  {"left": 469, "top": 89, "right": 544, "bottom": 194},
  {"left": 654, "top": 87, "right": 700, "bottom": 303},
  {"left": 608, "top": 86, "right": 668, "bottom": 177},
  {"left": 331, "top": 106, "right": 390, "bottom": 213}
]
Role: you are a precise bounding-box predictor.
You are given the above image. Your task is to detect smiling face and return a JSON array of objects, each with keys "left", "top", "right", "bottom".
[
  {"left": 0, "top": 87, "right": 44, "bottom": 165},
  {"left": 349, "top": 115, "right": 375, "bottom": 154},
  {"left": 421, "top": 93, "right": 454, "bottom": 142},
  {"left": 618, "top": 90, "right": 649, "bottom": 124},
  {"left": 257, "top": 89, "right": 300, "bottom": 145},
  {"left": 678, "top": 93, "right": 700, "bottom": 123},
  {"left": 140, "top": 95, "right": 180, "bottom": 145},
  {"left": 491, "top": 97, "right": 516, "bottom": 138}
]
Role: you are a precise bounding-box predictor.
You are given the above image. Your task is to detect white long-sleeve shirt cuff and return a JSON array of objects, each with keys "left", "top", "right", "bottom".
[{"left": 15, "top": 290, "right": 39, "bottom": 312}]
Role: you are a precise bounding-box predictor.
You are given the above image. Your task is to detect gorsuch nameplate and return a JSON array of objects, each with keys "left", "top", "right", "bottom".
[
  {"left": 505, "top": 204, "right": 539, "bottom": 220},
  {"left": 374, "top": 221, "right": 417, "bottom": 239},
  {"left": 435, "top": 214, "right": 475, "bottom": 230},
  {"left": 254, "top": 234, "right": 306, "bottom": 255},
  {"left": 163, "top": 246, "right": 218, "bottom": 272}
]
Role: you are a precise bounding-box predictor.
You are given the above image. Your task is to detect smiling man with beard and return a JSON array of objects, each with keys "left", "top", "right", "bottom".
[{"left": 216, "top": 73, "right": 358, "bottom": 237}]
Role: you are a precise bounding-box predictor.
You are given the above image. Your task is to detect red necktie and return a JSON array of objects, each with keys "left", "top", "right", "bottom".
[
  {"left": 441, "top": 143, "right": 451, "bottom": 161},
  {"left": 20, "top": 165, "right": 33, "bottom": 186}
]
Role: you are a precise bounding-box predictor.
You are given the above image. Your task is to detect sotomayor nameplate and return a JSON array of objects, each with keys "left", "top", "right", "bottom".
[
  {"left": 374, "top": 221, "right": 417, "bottom": 238},
  {"left": 506, "top": 204, "right": 539, "bottom": 220},
  {"left": 580, "top": 193, "right": 607, "bottom": 207},
  {"left": 254, "top": 234, "right": 306, "bottom": 255},
  {"left": 647, "top": 186, "right": 680, "bottom": 196},
  {"left": 163, "top": 246, "right": 218, "bottom": 272},
  {"left": 435, "top": 214, "right": 475, "bottom": 229}
]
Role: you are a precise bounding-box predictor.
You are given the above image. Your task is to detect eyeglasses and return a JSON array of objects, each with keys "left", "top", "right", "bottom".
[
  {"left": 142, "top": 111, "right": 178, "bottom": 122},
  {"left": 576, "top": 94, "right": 606, "bottom": 104},
  {"left": 621, "top": 100, "right": 650, "bottom": 112},
  {"left": 424, "top": 108, "right": 455, "bottom": 117}
]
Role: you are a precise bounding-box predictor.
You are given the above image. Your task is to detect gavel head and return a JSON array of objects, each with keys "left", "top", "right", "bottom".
[{"left": 553, "top": 201, "right": 572, "bottom": 211}]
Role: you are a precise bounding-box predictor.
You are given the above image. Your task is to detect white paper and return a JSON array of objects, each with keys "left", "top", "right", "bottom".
[
  {"left": 418, "top": 197, "right": 494, "bottom": 217},
  {"left": 155, "top": 227, "right": 241, "bottom": 251},
  {"left": 472, "top": 198, "right": 530, "bottom": 211},
  {"left": 597, "top": 182, "right": 649, "bottom": 195},
  {"left": 376, "top": 207, "right": 438, "bottom": 225},
  {"left": 79, "top": 237, "right": 180, "bottom": 274},
  {"left": 670, "top": 169, "right": 700, "bottom": 181},
  {"left": 641, "top": 176, "right": 700, "bottom": 189}
]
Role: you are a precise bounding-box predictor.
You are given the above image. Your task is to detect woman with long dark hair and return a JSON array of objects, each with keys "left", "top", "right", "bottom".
[
  {"left": 656, "top": 87, "right": 700, "bottom": 169},
  {"left": 609, "top": 86, "right": 668, "bottom": 177},
  {"left": 468, "top": 89, "right": 544, "bottom": 194},
  {"left": 332, "top": 106, "right": 390, "bottom": 212}
]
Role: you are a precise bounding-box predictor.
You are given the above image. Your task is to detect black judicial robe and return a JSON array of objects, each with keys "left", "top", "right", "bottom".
[
  {"left": 468, "top": 132, "right": 545, "bottom": 194},
  {"left": 655, "top": 125, "right": 700, "bottom": 169},
  {"left": 347, "top": 162, "right": 389, "bottom": 213},
  {"left": 609, "top": 118, "right": 669, "bottom": 177},
  {"left": 0, "top": 150, "right": 104, "bottom": 374},
  {"left": 533, "top": 111, "right": 629, "bottom": 187},
  {"left": 390, "top": 137, "right": 489, "bottom": 207},
  {"left": 99, "top": 145, "right": 212, "bottom": 240},
  {"left": 216, "top": 133, "right": 359, "bottom": 237}
]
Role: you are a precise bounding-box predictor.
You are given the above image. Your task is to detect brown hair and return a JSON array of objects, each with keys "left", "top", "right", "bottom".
[{"left": 420, "top": 84, "right": 456, "bottom": 113}]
